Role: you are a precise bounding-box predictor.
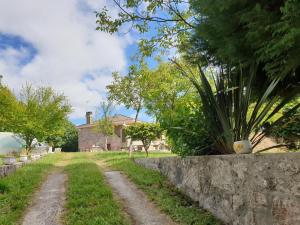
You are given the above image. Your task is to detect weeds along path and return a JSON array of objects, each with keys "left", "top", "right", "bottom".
[
  {"left": 93, "top": 156, "right": 178, "bottom": 225},
  {"left": 0, "top": 153, "right": 72, "bottom": 225},
  {"left": 21, "top": 153, "right": 73, "bottom": 225},
  {"left": 94, "top": 152, "right": 221, "bottom": 225}
]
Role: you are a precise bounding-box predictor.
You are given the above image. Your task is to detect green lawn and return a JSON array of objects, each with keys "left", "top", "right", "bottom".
[
  {"left": 0, "top": 153, "right": 63, "bottom": 225},
  {"left": 96, "top": 151, "right": 222, "bottom": 225},
  {"left": 63, "top": 153, "right": 130, "bottom": 225}
]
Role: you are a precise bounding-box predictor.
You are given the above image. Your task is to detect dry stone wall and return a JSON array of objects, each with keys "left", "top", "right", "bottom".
[
  {"left": 135, "top": 153, "right": 300, "bottom": 225},
  {"left": 0, "top": 162, "right": 25, "bottom": 178}
]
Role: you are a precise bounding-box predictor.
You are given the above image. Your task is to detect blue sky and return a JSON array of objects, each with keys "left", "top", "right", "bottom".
[{"left": 0, "top": 0, "right": 155, "bottom": 125}]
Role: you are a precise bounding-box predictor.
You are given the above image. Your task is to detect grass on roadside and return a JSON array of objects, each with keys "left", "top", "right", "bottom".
[
  {"left": 0, "top": 153, "right": 63, "bottom": 225},
  {"left": 63, "top": 156, "right": 130, "bottom": 225},
  {"left": 95, "top": 151, "right": 175, "bottom": 164},
  {"left": 96, "top": 152, "right": 222, "bottom": 225}
]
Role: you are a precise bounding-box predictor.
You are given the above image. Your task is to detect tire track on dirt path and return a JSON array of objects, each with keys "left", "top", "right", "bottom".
[
  {"left": 22, "top": 171, "right": 67, "bottom": 225},
  {"left": 104, "top": 170, "right": 178, "bottom": 225}
]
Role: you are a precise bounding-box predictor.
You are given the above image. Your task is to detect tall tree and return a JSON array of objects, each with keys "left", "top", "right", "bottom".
[
  {"left": 95, "top": 101, "right": 114, "bottom": 151},
  {"left": 0, "top": 85, "right": 21, "bottom": 132},
  {"left": 107, "top": 65, "right": 146, "bottom": 122},
  {"left": 97, "top": 1, "right": 299, "bottom": 90},
  {"left": 189, "top": 0, "right": 300, "bottom": 79},
  {"left": 18, "top": 84, "right": 71, "bottom": 152},
  {"left": 60, "top": 121, "right": 79, "bottom": 152},
  {"left": 125, "top": 122, "right": 162, "bottom": 157},
  {"left": 96, "top": 0, "right": 194, "bottom": 58},
  {"left": 141, "top": 61, "right": 213, "bottom": 155}
]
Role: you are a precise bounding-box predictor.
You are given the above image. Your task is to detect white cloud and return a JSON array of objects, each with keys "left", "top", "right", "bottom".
[{"left": 0, "top": 0, "right": 131, "bottom": 120}]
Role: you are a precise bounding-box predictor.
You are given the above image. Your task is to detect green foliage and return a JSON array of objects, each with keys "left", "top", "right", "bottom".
[
  {"left": 64, "top": 158, "right": 130, "bottom": 225},
  {"left": 60, "top": 122, "right": 78, "bottom": 152},
  {"left": 125, "top": 123, "right": 162, "bottom": 156},
  {"left": 141, "top": 62, "right": 212, "bottom": 156},
  {"left": 0, "top": 84, "right": 71, "bottom": 152},
  {"left": 97, "top": 0, "right": 299, "bottom": 91},
  {"left": 96, "top": 0, "right": 193, "bottom": 58},
  {"left": 97, "top": 118, "right": 114, "bottom": 137},
  {"left": 271, "top": 100, "right": 300, "bottom": 149},
  {"left": 107, "top": 65, "right": 145, "bottom": 121},
  {"left": 17, "top": 84, "right": 71, "bottom": 152},
  {"left": 0, "top": 85, "right": 21, "bottom": 132},
  {"left": 0, "top": 154, "right": 62, "bottom": 225},
  {"left": 97, "top": 152, "right": 221, "bottom": 225},
  {"left": 189, "top": 0, "right": 300, "bottom": 80},
  {"left": 98, "top": 0, "right": 300, "bottom": 154},
  {"left": 166, "top": 106, "right": 213, "bottom": 156},
  {"left": 179, "top": 63, "right": 300, "bottom": 154}
]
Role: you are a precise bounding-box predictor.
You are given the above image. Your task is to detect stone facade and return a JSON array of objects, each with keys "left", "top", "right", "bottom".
[
  {"left": 77, "top": 113, "right": 168, "bottom": 152},
  {"left": 77, "top": 114, "right": 134, "bottom": 151},
  {"left": 135, "top": 153, "right": 300, "bottom": 225},
  {"left": 78, "top": 126, "right": 125, "bottom": 151}
]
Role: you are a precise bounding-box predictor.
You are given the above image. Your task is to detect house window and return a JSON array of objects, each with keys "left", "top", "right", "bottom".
[{"left": 107, "top": 143, "right": 111, "bottom": 150}]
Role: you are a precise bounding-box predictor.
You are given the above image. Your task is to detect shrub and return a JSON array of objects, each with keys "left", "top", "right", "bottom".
[
  {"left": 125, "top": 123, "right": 162, "bottom": 156},
  {"left": 271, "top": 105, "right": 300, "bottom": 150},
  {"left": 162, "top": 104, "right": 213, "bottom": 156}
]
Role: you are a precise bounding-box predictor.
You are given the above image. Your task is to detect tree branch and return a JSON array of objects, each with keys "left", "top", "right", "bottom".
[{"left": 112, "top": 0, "right": 192, "bottom": 24}]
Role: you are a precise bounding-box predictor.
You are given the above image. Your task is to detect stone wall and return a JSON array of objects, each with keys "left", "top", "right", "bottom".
[
  {"left": 0, "top": 162, "right": 25, "bottom": 178},
  {"left": 135, "top": 153, "right": 300, "bottom": 225}
]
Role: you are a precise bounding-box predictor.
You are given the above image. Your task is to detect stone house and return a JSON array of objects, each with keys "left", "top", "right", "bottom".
[{"left": 77, "top": 112, "right": 167, "bottom": 152}]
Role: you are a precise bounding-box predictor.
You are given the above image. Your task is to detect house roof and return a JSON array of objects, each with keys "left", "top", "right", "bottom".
[{"left": 77, "top": 114, "right": 137, "bottom": 129}]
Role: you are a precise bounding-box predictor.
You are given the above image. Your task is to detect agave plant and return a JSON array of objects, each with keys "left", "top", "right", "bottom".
[{"left": 174, "top": 61, "right": 299, "bottom": 154}]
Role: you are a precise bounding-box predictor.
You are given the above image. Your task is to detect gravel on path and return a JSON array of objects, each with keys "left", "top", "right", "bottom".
[
  {"left": 105, "top": 171, "right": 178, "bottom": 225},
  {"left": 22, "top": 172, "right": 67, "bottom": 225}
]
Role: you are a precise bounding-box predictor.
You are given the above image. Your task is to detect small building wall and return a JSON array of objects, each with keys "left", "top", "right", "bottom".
[
  {"left": 0, "top": 162, "right": 25, "bottom": 178},
  {"left": 135, "top": 153, "right": 300, "bottom": 225},
  {"left": 78, "top": 127, "right": 122, "bottom": 151}
]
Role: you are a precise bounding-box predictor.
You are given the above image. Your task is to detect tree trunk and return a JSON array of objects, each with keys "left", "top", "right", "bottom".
[
  {"left": 26, "top": 137, "right": 33, "bottom": 155},
  {"left": 145, "top": 146, "right": 149, "bottom": 157},
  {"left": 129, "top": 105, "right": 141, "bottom": 158},
  {"left": 105, "top": 136, "right": 108, "bottom": 151},
  {"left": 134, "top": 105, "right": 141, "bottom": 122},
  {"left": 142, "top": 140, "right": 149, "bottom": 157}
]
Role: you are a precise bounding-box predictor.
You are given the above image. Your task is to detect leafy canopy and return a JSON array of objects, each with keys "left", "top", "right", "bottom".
[
  {"left": 140, "top": 61, "right": 213, "bottom": 155},
  {"left": 60, "top": 121, "right": 78, "bottom": 152},
  {"left": 188, "top": 0, "right": 300, "bottom": 80},
  {"left": 125, "top": 122, "right": 162, "bottom": 155},
  {"left": 96, "top": 0, "right": 194, "bottom": 57},
  {"left": 97, "top": 0, "right": 300, "bottom": 82},
  {"left": 0, "top": 85, "right": 21, "bottom": 132},
  {"left": 107, "top": 65, "right": 146, "bottom": 121},
  {"left": 18, "top": 84, "right": 71, "bottom": 151}
]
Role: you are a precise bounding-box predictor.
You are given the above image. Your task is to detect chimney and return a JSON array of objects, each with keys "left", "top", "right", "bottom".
[
  {"left": 86, "top": 111, "right": 93, "bottom": 124},
  {"left": 0, "top": 75, "right": 3, "bottom": 86}
]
